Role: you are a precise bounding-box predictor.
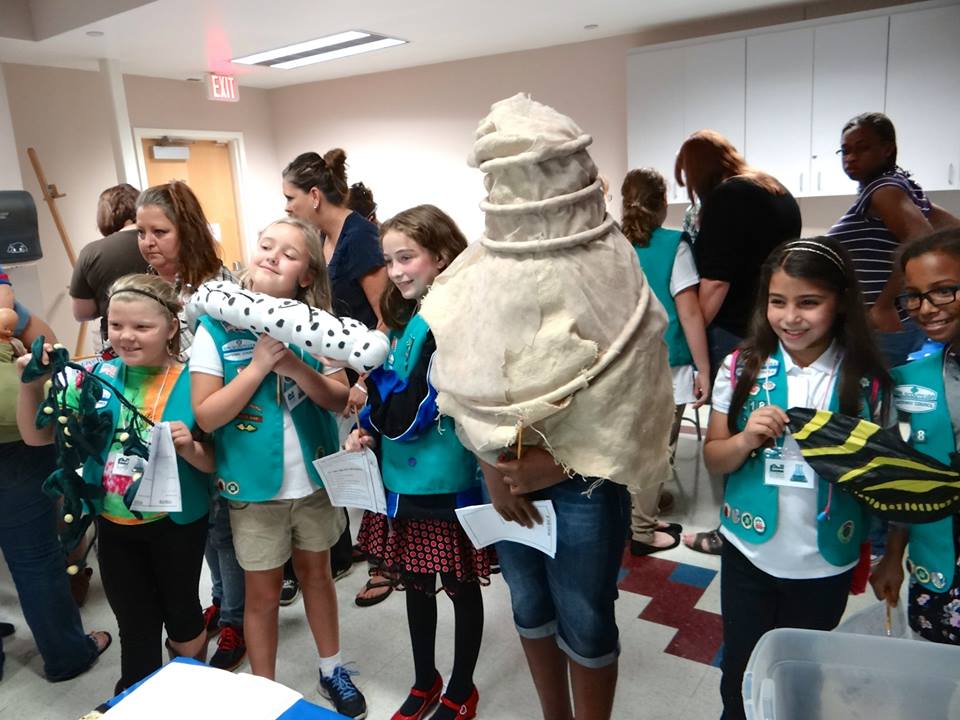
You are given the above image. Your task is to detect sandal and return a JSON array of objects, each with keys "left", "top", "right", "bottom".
[
  {"left": 682, "top": 528, "right": 724, "bottom": 556},
  {"left": 658, "top": 522, "right": 682, "bottom": 537},
  {"left": 355, "top": 574, "right": 395, "bottom": 607},
  {"left": 89, "top": 631, "right": 112, "bottom": 656},
  {"left": 631, "top": 531, "right": 681, "bottom": 557}
]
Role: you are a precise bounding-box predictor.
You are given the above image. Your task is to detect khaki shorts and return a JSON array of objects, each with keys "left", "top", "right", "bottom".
[{"left": 228, "top": 489, "right": 346, "bottom": 572}]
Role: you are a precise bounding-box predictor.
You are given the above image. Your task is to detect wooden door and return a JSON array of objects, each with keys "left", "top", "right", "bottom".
[{"left": 141, "top": 138, "right": 244, "bottom": 270}]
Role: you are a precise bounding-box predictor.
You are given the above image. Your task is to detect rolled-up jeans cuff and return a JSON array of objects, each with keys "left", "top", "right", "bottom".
[
  {"left": 556, "top": 635, "right": 620, "bottom": 669},
  {"left": 515, "top": 619, "right": 557, "bottom": 641}
]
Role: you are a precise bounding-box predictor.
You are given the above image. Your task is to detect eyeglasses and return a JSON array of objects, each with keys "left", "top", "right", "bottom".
[{"left": 896, "top": 285, "right": 960, "bottom": 311}]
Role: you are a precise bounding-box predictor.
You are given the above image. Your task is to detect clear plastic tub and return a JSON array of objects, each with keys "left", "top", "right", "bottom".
[{"left": 742, "top": 628, "right": 960, "bottom": 720}]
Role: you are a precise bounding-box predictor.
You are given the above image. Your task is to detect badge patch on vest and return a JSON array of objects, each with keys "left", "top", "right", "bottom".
[
  {"left": 99, "top": 364, "right": 118, "bottom": 379},
  {"left": 753, "top": 515, "right": 766, "bottom": 534},
  {"left": 95, "top": 387, "right": 112, "bottom": 410},
  {"left": 722, "top": 503, "right": 731, "bottom": 518},
  {"left": 222, "top": 338, "right": 256, "bottom": 363},
  {"left": 893, "top": 384, "right": 938, "bottom": 413},
  {"left": 740, "top": 512, "right": 754, "bottom": 530},
  {"left": 757, "top": 357, "right": 779, "bottom": 379},
  {"left": 234, "top": 423, "right": 257, "bottom": 432},
  {"left": 837, "top": 520, "right": 855, "bottom": 544},
  {"left": 220, "top": 480, "right": 240, "bottom": 496}
]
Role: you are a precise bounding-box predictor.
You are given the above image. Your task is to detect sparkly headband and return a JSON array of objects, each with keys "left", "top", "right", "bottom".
[
  {"left": 783, "top": 241, "right": 845, "bottom": 272},
  {"left": 109, "top": 287, "right": 178, "bottom": 312}
]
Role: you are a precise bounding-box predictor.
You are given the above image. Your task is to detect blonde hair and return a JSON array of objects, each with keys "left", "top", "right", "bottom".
[
  {"left": 249, "top": 217, "right": 333, "bottom": 311},
  {"left": 107, "top": 273, "right": 183, "bottom": 355}
]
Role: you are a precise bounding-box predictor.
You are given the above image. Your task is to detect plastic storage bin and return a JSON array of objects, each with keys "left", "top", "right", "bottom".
[{"left": 742, "top": 628, "right": 960, "bottom": 720}]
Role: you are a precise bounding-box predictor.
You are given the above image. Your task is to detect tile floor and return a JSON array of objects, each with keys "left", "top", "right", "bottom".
[{"left": 0, "top": 408, "right": 877, "bottom": 719}]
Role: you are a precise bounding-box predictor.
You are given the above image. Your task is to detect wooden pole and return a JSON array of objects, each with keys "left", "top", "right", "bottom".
[{"left": 26, "top": 147, "right": 86, "bottom": 355}]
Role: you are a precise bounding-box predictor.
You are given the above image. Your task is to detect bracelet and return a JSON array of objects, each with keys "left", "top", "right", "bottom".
[{"left": 353, "top": 383, "right": 368, "bottom": 395}]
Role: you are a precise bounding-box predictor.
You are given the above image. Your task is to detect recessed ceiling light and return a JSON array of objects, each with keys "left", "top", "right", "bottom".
[
  {"left": 584, "top": 24, "right": 599, "bottom": 30},
  {"left": 186, "top": 77, "right": 202, "bottom": 82},
  {"left": 86, "top": 30, "right": 104, "bottom": 37},
  {"left": 231, "top": 30, "right": 406, "bottom": 69}
]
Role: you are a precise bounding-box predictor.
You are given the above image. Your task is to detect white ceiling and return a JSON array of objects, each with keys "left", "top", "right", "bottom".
[{"left": 0, "top": 0, "right": 831, "bottom": 89}]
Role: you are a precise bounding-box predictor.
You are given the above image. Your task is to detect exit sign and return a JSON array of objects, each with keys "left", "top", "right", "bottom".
[{"left": 206, "top": 73, "right": 239, "bottom": 102}]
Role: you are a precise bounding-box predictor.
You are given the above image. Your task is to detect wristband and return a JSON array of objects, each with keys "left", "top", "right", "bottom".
[{"left": 353, "top": 383, "right": 368, "bottom": 395}]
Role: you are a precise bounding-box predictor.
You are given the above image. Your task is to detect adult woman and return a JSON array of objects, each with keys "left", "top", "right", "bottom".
[
  {"left": 674, "top": 130, "right": 801, "bottom": 555},
  {"left": 282, "top": 150, "right": 389, "bottom": 595},
  {"left": 135, "top": 181, "right": 235, "bottom": 355},
  {"left": 826, "top": 112, "right": 959, "bottom": 367},
  {"left": 70, "top": 183, "right": 148, "bottom": 345}
]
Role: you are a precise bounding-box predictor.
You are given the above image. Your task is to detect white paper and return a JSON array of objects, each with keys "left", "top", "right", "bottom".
[
  {"left": 455, "top": 501, "right": 557, "bottom": 558},
  {"left": 312, "top": 448, "right": 386, "bottom": 514},
  {"left": 103, "top": 661, "right": 302, "bottom": 720},
  {"left": 130, "top": 422, "right": 183, "bottom": 512}
]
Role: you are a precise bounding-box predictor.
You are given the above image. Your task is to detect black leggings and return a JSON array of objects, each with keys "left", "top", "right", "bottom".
[
  {"left": 406, "top": 574, "right": 484, "bottom": 702},
  {"left": 97, "top": 515, "right": 208, "bottom": 690}
]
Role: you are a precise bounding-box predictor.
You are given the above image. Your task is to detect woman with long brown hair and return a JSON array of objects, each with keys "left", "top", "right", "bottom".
[{"left": 674, "top": 130, "right": 801, "bottom": 555}]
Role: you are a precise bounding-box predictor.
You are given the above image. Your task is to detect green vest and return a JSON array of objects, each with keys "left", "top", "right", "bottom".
[
  {"left": 199, "top": 316, "right": 340, "bottom": 502},
  {"left": 721, "top": 347, "right": 870, "bottom": 566},
  {"left": 379, "top": 314, "right": 477, "bottom": 495},
  {"left": 891, "top": 350, "right": 956, "bottom": 593},
  {"left": 634, "top": 227, "right": 694, "bottom": 368},
  {"left": 86, "top": 359, "right": 211, "bottom": 525}
]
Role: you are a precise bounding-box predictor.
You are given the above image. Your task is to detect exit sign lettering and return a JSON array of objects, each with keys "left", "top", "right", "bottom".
[{"left": 206, "top": 73, "right": 239, "bottom": 102}]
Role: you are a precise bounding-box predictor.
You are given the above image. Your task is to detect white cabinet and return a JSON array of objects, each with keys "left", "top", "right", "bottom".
[
  {"left": 810, "top": 16, "right": 889, "bottom": 196},
  {"left": 627, "top": 46, "right": 685, "bottom": 202},
  {"left": 627, "top": 37, "right": 745, "bottom": 203},
  {"left": 886, "top": 4, "right": 960, "bottom": 191},
  {"left": 745, "top": 28, "right": 814, "bottom": 197}
]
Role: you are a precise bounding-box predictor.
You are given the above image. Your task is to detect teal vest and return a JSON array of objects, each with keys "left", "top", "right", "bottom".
[
  {"left": 86, "top": 359, "right": 212, "bottom": 525},
  {"left": 721, "top": 347, "right": 870, "bottom": 566},
  {"left": 380, "top": 314, "right": 477, "bottom": 495},
  {"left": 634, "top": 227, "right": 694, "bottom": 368},
  {"left": 199, "top": 316, "right": 340, "bottom": 502},
  {"left": 891, "top": 350, "right": 956, "bottom": 593}
]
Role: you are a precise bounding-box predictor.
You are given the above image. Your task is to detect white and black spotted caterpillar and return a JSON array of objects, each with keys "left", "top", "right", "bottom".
[{"left": 185, "top": 280, "right": 390, "bottom": 374}]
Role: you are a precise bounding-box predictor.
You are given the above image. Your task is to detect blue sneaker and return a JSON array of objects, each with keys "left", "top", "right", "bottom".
[{"left": 318, "top": 665, "right": 367, "bottom": 719}]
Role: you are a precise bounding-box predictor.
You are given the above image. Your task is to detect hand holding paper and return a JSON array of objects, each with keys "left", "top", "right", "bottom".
[
  {"left": 312, "top": 448, "right": 386, "bottom": 515},
  {"left": 455, "top": 501, "right": 557, "bottom": 558}
]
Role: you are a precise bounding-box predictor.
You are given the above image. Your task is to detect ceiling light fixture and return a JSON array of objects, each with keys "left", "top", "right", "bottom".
[
  {"left": 584, "top": 24, "right": 599, "bottom": 30},
  {"left": 231, "top": 30, "right": 406, "bottom": 69},
  {"left": 86, "top": 30, "right": 104, "bottom": 37}
]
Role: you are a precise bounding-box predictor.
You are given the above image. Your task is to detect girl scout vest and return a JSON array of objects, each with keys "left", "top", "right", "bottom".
[
  {"left": 379, "top": 314, "right": 477, "bottom": 496},
  {"left": 892, "top": 350, "right": 956, "bottom": 593},
  {"left": 720, "top": 347, "right": 871, "bottom": 566},
  {"left": 87, "top": 359, "right": 211, "bottom": 525},
  {"left": 198, "top": 316, "right": 339, "bottom": 503},
  {"left": 633, "top": 227, "right": 694, "bottom": 368}
]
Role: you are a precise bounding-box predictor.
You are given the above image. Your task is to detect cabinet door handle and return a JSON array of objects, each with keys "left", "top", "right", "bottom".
[
  {"left": 950, "top": 164, "right": 955, "bottom": 186},
  {"left": 817, "top": 172, "right": 821, "bottom": 192},
  {"left": 799, "top": 173, "right": 804, "bottom": 192}
]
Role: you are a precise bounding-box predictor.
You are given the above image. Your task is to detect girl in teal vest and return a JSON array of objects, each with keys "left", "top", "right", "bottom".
[
  {"left": 703, "top": 237, "right": 891, "bottom": 720},
  {"left": 347, "top": 205, "right": 491, "bottom": 720},
  {"left": 871, "top": 228, "right": 960, "bottom": 645},
  {"left": 190, "top": 218, "right": 365, "bottom": 718},
  {"left": 17, "top": 273, "right": 215, "bottom": 693},
  {"left": 621, "top": 168, "right": 711, "bottom": 555}
]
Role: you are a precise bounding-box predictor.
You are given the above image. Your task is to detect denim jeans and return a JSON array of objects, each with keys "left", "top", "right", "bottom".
[
  {"left": 204, "top": 495, "right": 245, "bottom": 627},
  {"left": 494, "top": 476, "right": 631, "bottom": 668},
  {"left": 0, "top": 442, "right": 97, "bottom": 681}
]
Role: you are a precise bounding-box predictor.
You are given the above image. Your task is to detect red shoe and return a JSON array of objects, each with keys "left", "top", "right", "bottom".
[
  {"left": 431, "top": 686, "right": 479, "bottom": 719},
  {"left": 391, "top": 673, "right": 443, "bottom": 720}
]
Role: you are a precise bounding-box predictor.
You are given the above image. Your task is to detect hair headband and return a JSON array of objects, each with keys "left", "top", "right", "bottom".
[
  {"left": 783, "top": 240, "right": 845, "bottom": 272},
  {"left": 109, "top": 287, "right": 177, "bottom": 312}
]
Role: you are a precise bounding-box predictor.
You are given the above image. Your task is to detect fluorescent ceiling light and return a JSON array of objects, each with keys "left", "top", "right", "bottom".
[
  {"left": 231, "top": 31, "right": 406, "bottom": 69},
  {"left": 271, "top": 37, "right": 406, "bottom": 69}
]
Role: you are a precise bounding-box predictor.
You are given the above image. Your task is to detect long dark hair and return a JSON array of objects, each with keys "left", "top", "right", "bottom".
[
  {"left": 621, "top": 168, "right": 666, "bottom": 247},
  {"left": 900, "top": 227, "right": 960, "bottom": 270},
  {"left": 378, "top": 205, "right": 467, "bottom": 331},
  {"left": 727, "top": 236, "right": 891, "bottom": 432}
]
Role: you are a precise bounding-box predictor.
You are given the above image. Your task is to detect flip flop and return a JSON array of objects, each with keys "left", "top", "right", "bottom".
[
  {"left": 630, "top": 532, "right": 681, "bottom": 557},
  {"left": 683, "top": 529, "right": 724, "bottom": 556},
  {"left": 89, "top": 630, "right": 112, "bottom": 656},
  {"left": 355, "top": 576, "right": 395, "bottom": 607},
  {"left": 659, "top": 522, "right": 683, "bottom": 537}
]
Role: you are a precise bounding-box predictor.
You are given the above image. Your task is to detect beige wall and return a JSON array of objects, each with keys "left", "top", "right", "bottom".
[{"left": 268, "top": 0, "right": 960, "bottom": 241}]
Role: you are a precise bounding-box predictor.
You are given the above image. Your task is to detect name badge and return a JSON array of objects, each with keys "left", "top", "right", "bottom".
[
  {"left": 283, "top": 379, "right": 307, "bottom": 411},
  {"left": 763, "top": 447, "right": 815, "bottom": 489}
]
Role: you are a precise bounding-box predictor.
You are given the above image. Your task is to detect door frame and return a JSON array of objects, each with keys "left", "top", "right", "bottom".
[{"left": 133, "top": 127, "right": 251, "bottom": 265}]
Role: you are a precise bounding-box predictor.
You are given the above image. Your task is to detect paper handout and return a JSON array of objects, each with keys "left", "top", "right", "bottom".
[
  {"left": 130, "top": 422, "right": 182, "bottom": 513},
  {"left": 455, "top": 501, "right": 557, "bottom": 558},
  {"left": 312, "top": 448, "right": 387, "bottom": 515}
]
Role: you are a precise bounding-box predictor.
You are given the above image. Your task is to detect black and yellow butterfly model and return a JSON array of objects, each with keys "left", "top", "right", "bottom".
[{"left": 787, "top": 407, "right": 960, "bottom": 523}]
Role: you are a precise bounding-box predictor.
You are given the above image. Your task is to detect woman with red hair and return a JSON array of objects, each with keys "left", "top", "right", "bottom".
[{"left": 674, "top": 130, "right": 801, "bottom": 555}]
